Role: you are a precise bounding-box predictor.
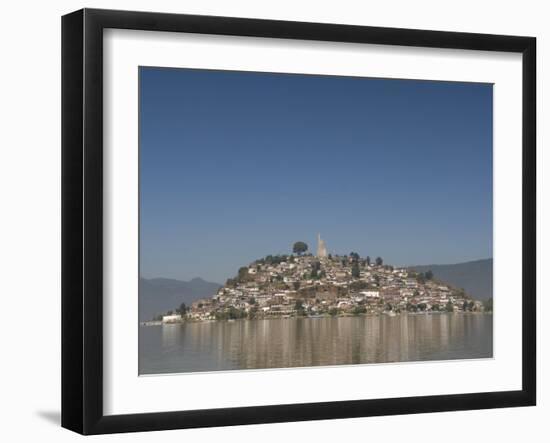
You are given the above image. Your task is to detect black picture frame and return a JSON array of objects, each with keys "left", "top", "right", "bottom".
[{"left": 62, "top": 8, "right": 536, "bottom": 435}]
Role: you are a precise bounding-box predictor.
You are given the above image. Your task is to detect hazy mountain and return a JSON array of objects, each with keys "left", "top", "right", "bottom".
[
  {"left": 139, "top": 277, "right": 221, "bottom": 321},
  {"left": 409, "top": 258, "right": 493, "bottom": 300}
]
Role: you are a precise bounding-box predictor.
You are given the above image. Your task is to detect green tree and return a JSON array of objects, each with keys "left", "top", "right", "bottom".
[
  {"left": 483, "top": 298, "right": 493, "bottom": 312},
  {"left": 177, "top": 302, "right": 187, "bottom": 315},
  {"left": 310, "top": 261, "right": 321, "bottom": 279},
  {"left": 350, "top": 280, "right": 368, "bottom": 291},
  {"left": 238, "top": 266, "right": 249, "bottom": 282},
  {"left": 446, "top": 301, "right": 454, "bottom": 312},
  {"left": 227, "top": 306, "right": 246, "bottom": 320},
  {"left": 350, "top": 252, "right": 360, "bottom": 262},
  {"left": 295, "top": 299, "right": 306, "bottom": 316},
  {"left": 366, "top": 256, "right": 371, "bottom": 266},
  {"left": 248, "top": 306, "right": 259, "bottom": 319},
  {"left": 425, "top": 270, "right": 434, "bottom": 280},
  {"left": 248, "top": 297, "right": 256, "bottom": 305},
  {"left": 215, "top": 311, "right": 228, "bottom": 320},
  {"left": 292, "top": 241, "right": 308, "bottom": 255},
  {"left": 351, "top": 262, "right": 360, "bottom": 278},
  {"left": 375, "top": 256, "right": 383, "bottom": 266}
]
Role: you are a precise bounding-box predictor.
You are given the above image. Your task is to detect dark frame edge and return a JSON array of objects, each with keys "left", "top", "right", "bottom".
[
  {"left": 87, "top": 390, "right": 534, "bottom": 435},
  {"left": 61, "top": 8, "right": 85, "bottom": 435},
  {"left": 521, "top": 37, "right": 537, "bottom": 407}
]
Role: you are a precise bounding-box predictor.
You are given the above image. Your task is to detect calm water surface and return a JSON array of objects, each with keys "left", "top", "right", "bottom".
[{"left": 139, "top": 313, "right": 493, "bottom": 374}]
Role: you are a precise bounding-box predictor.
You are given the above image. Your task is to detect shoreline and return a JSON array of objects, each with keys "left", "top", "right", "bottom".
[{"left": 140, "top": 311, "right": 492, "bottom": 327}]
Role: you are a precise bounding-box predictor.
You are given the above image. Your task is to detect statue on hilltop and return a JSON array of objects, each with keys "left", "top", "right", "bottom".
[{"left": 317, "top": 233, "right": 328, "bottom": 258}]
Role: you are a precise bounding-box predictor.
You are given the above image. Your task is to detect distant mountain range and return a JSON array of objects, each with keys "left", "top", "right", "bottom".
[
  {"left": 409, "top": 258, "right": 493, "bottom": 300},
  {"left": 139, "top": 277, "right": 221, "bottom": 321}
]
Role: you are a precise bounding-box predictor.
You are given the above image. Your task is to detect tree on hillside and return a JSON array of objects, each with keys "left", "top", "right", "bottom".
[
  {"left": 351, "top": 262, "right": 360, "bottom": 278},
  {"left": 238, "top": 266, "right": 249, "bottom": 282},
  {"left": 177, "top": 302, "right": 187, "bottom": 315},
  {"left": 311, "top": 261, "right": 322, "bottom": 279},
  {"left": 350, "top": 252, "right": 360, "bottom": 262},
  {"left": 375, "top": 256, "right": 383, "bottom": 266},
  {"left": 425, "top": 270, "right": 434, "bottom": 280},
  {"left": 293, "top": 241, "right": 308, "bottom": 255},
  {"left": 366, "top": 256, "right": 371, "bottom": 266},
  {"left": 295, "top": 299, "right": 306, "bottom": 316},
  {"left": 350, "top": 280, "right": 368, "bottom": 291}
]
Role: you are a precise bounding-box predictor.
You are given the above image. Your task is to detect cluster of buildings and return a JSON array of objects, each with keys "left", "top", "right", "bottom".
[{"left": 163, "top": 235, "right": 484, "bottom": 323}]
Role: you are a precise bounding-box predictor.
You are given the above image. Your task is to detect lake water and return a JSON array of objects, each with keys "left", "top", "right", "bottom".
[{"left": 139, "top": 313, "right": 493, "bottom": 375}]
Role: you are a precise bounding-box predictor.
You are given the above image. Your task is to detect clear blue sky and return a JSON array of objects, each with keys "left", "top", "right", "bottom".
[{"left": 139, "top": 67, "right": 493, "bottom": 284}]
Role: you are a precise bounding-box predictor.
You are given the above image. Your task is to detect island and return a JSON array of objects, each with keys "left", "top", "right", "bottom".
[{"left": 145, "top": 234, "right": 492, "bottom": 325}]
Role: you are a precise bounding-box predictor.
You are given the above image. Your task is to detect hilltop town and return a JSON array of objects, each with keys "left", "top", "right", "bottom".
[{"left": 156, "top": 235, "right": 488, "bottom": 323}]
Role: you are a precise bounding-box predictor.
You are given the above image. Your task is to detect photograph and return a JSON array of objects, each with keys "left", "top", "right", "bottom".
[{"left": 138, "top": 67, "right": 494, "bottom": 375}]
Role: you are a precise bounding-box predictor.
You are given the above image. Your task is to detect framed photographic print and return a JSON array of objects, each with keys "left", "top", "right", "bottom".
[{"left": 61, "top": 8, "right": 536, "bottom": 435}]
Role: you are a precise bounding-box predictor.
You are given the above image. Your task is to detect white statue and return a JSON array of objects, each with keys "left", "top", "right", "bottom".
[{"left": 317, "top": 233, "right": 328, "bottom": 258}]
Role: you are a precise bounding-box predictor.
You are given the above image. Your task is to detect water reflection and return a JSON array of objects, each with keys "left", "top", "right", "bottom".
[{"left": 139, "top": 313, "right": 493, "bottom": 375}]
